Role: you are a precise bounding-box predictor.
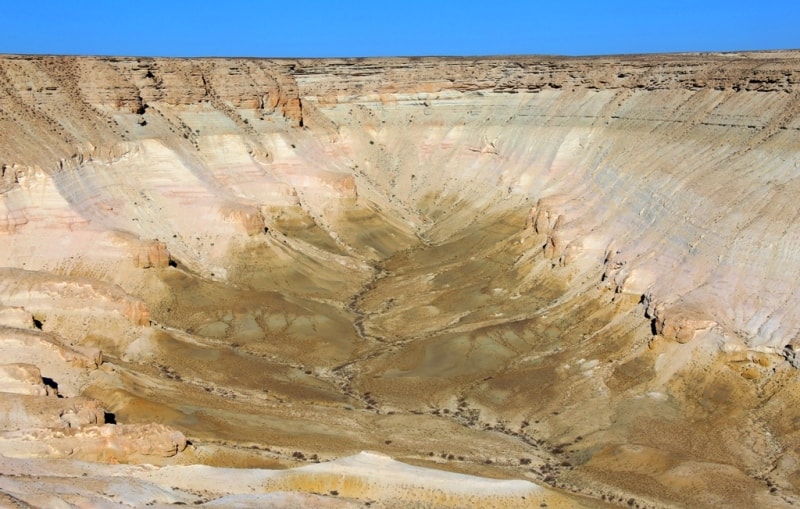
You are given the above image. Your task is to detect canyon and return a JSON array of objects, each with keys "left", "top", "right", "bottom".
[{"left": 0, "top": 51, "right": 799, "bottom": 507}]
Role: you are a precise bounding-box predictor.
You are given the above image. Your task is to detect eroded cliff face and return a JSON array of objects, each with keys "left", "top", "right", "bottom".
[{"left": 1, "top": 52, "right": 800, "bottom": 508}]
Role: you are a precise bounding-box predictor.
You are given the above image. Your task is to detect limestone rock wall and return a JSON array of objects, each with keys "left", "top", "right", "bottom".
[{"left": 1, "top": 51, "right": 799, "bottom": 381}]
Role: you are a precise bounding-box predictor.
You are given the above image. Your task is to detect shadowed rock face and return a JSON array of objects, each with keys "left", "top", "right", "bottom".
[{"left": 1, "top": 52, "right": 800, "bottom": 507}]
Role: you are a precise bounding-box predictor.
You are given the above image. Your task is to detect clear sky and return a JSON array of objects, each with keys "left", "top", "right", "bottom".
[{"left": 3, "top": 1, "right": 798, "bottom": 58}]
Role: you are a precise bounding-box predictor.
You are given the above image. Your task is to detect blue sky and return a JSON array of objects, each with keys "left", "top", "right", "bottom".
[{"left": 4, "top": 1, "right": 798, "bottom": 57}]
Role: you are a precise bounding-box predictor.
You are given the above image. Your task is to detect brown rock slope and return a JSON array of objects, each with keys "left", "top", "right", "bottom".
[{"left": 0, "top": 52, "right": 799, "bottom": 507}]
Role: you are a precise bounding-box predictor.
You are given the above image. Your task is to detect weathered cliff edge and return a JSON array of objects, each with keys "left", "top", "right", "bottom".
[
  {"left": 1, "top": 52, "right": 800, "bottom": 507},
  {"left": 2, "top": 52, "right": 799, "bottom": 351}
]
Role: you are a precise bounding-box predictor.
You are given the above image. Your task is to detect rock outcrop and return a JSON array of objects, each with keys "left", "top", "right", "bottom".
[
  {"left": 0, "top": 423, "right": 187, "bottom": 461},
  {"left": 0, "top": 365, "right": 54, "bottom": 397},
  {"left": 0, "top": 393, "right": 104, "bottom": 431}
]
